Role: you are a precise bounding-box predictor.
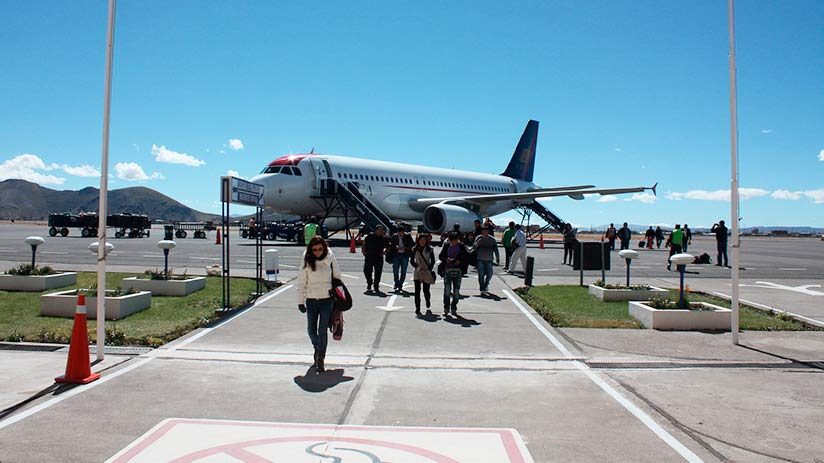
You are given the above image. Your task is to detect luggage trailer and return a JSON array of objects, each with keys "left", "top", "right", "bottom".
[{"left": 47, "top": 213, "right": 151, "bottom": 238}]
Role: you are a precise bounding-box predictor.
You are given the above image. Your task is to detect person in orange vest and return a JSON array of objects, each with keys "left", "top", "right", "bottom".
[{"left": 604, "top": 223, "right": 618, "bottom": 251}]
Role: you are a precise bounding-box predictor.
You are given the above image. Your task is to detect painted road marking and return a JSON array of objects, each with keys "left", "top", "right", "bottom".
[
  {"left": 341, "top": 273, "right": 360, "bottom": 280},
  {"left": 0, "top": 286, "right": 294, "bottom": 430},
  {"left": 538, "top": 268, "right": 558, "bottom": 272},
  {"left": 280, "top": 263, "right": 296, "bottom": 269},
  {"left": 778, "top": 268, "right": 806, "bottom": 271},
  {"left": 41, "top": 251, "right": 69, "bottom": 255},
  {"left": 376, "top": 294, "right": 403, "bottom": 311},
  {"left": 737, "top": 281, "right": 824, "bottom": 296},
  {"left": 106, "top": 418, "right": 535, "bottom": 463},
  {"left": 503, "top": 289, "right": 703, "bottom": 463},
  {"left": 189, "top": 256, "right": 217, "bottom": 261}
]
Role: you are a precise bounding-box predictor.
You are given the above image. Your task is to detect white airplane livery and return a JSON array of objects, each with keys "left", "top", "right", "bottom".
[{"left": 249, "top": 120, "right": 655, "bottom": 233}]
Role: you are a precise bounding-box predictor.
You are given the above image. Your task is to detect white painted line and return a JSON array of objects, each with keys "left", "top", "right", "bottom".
[
  {"left": 376, "top": 294, "right": 403, "bottom": 311},
  {"left": 236, "top": 260, "right": 257, "bottom": 264},
  {"left": 190, "top": 257, "right": 218, "bottom": 261},
  {"left": 141, "top": 255, "right": 163, "bottom": 258},
  {"left": 778, "top": 268, "right": 806, "bottom": 271},
  {"left": 279, "top": 263, "right": 296, "bottom": 269},
  {"left": 341, "top": 273, "right": 360, "bottom": 280},
  {"left": 503, "top": 289, "right": 704, "bottom": 463},
  {"left": 41, "top": 251, "right": 69, "bottom": 255},
  {"left": 503, "top": 289, "right": 574, "bottom": 358},
  {"left": 0, "top": 285, "right": 295, "bottom": 430},
  {"left": 712, "top": 292, "right": 824, "bottom": 329},
  {"left": 0, "top": 358, "right": 152, "bottom": 431},
  {"left": 538, "top": 268, "right": 558, "bottom": 272},
  {"left": 572, "top": 362, "right": 703, "bottom": 463}
]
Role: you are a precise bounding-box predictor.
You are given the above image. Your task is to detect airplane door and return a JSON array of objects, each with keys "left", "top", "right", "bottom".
[{"left": 306, "top": 159, "right": 322, "bottom": 193}]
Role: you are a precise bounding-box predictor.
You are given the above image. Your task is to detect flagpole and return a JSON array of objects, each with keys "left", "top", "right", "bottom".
[
  {"left": 96, "top": 0, "right": 117, "bottom": 360},
  {"left": 727, "top": 0, "right": 741, "bottom": 345}
]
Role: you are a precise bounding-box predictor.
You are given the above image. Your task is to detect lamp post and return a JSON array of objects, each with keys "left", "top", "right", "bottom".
[
  {"left": 670, "top": 253, "right": 694, "bottom": 310},
  {"left": 618, "top": 249, "right": 639, "bottom": 287},
  {"left": 157, "top": 240, "right": 177, "bottom": 279},
  {"left": 24, "top": 236, "right": 45, "bottom": 268}
]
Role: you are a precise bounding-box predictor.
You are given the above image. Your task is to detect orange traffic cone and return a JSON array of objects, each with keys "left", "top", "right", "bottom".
[
  {"left": 215, "top": 231, "right": 221, "bottom": 245},
  {"left": 55, "top": 294, "right": 100, "bottom": 385},
  {"left": 539, "top": 234, "right": 545, "bottom": 249},
  {"left": 349, "top": 236, "right": 356, "bottom": 253}
]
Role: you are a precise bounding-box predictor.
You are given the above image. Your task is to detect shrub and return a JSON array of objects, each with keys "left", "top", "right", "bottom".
[
  {"left": 7, "top": 264, "right": 57, "bottom": 276},
  {"left": 105, "top": 324, "right": 127, "bottom": 346},
  {"left": 5, "top": 330, "right": 25, "bottom": 342},
  {"left": 144, "top": 268, "right": 189, "bottom": 281},
  {"left": 593, "top": 280, "right": 651, "bottom": 291}
]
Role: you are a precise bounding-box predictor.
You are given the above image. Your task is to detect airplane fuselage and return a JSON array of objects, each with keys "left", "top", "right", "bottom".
[{"left": 250, "top": 154, "right": 536, "bottom": 223}]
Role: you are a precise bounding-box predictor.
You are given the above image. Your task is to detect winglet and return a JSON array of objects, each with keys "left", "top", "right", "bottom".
[{"left": 650, "top": 182, "right": 658, "bottom": 196}]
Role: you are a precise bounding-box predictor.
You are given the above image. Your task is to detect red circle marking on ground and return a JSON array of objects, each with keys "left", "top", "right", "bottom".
[{"left": 169, "top": 435, "right": 462, "bottom": 463}]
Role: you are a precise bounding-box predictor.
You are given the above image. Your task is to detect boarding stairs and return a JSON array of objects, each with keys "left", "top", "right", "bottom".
[
  {"left": 524, "top": 201, "right": 567, "bottom": 239},
  {"left": 319, "top": 180, "right": 398, "bottom": 235}
]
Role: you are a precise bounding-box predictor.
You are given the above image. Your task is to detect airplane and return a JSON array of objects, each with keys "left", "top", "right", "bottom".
[{"left": 248, "top": 120, "right": 656, "bottom": 234}]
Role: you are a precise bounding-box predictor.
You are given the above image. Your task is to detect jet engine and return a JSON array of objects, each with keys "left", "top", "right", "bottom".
[{"left": 423, "top": 204, "right": 481, "bottom": 234}]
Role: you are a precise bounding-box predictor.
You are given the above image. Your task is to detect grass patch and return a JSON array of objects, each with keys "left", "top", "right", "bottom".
[
  {"left": 517, "top": 285, "right": 818, "bottom": 331},
  {"left": 0, "top": 272, "right": 259, "bottom": 347}
]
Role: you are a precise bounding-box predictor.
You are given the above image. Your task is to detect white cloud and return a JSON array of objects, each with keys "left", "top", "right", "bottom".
[
  {"left": 45, "top": 162, "right": 100, "bottom": 177},
  {"left": 227, "top": 139, "right": 244, "bottom": 151},
  {"left": 771, "top": 189, "right": 802, "bottom": 200},
  {"left": 626, "top": 192, "right": 657, "bottom": 204},
  {"left": 761, "top": 129, "right": 772, "bottom": 134},
  {"left": 803, "top": 189, "right": 824, "bottom": 204},
  {"left": 666, "top": 188, "right": 769, "bottom": 201},
  {"left": 0, "top": 154, "right": 66, "bottom": 185},
  {"left": 596, "top": 196, "right": 618, "bottom": 203},
  {"left": 819, "top": 150, "right": 824, "bottom": 161},
  {"left": 151, "top": 144, "right": 205, "bottom": 167},
  {"left": 226, "top": 169, "right": 246, "bottom": 179},
  {"left": 614, "top": 147, "right": 622, "bottom": 152},
  {"left": 115, "top": 162, "right": 163, "bottom": 181},
  {"left": 219, "top": 150, "right": 226, "bottom": 155}
]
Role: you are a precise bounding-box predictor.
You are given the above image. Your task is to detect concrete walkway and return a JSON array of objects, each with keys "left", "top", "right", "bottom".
[{"left": 2, "top": 267, "right": 823, "bottom": 462}]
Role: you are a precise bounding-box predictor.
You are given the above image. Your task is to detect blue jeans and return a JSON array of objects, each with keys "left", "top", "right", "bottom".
[
  {"left": 443, "top": 269, "right": 462, "bottom": 310},
  {"left": 392, "top": 254, "right": 409, "bottom": 289},
  {"left": 477, "top": 259, "right": 493, "bottom": 292},
  {"left": 306, "top": 298, "right": 334, "bottom": 354}
]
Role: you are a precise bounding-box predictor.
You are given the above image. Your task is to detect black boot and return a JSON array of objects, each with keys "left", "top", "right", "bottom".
[
  {"left": 311, "top": 347, "right": 318, "bottom": 369},
  {"left": 317, "top": 349, "right": 326, "bottom": 373}
]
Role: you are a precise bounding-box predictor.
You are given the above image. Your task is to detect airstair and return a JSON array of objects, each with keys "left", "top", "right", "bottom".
[
  {"left": 318, "top": 180, "right": 398, "bottom": 235},
  {"left": 523, "top": 201, "right": 568, "bottom": 238}
]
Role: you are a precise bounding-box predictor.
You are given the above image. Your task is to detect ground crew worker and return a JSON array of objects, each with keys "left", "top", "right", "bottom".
[
  {"left": 666, "top": 224, "right": 684, "bottom": 271},
  {"left": 502, "top": 222, "right": 516, "bottom": 270},
  {"left": 604, "top": 223, "right": 618, "bottom": 251}
]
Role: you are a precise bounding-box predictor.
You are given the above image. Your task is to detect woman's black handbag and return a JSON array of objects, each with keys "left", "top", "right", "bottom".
[{"left": 329, "top": 263, "right": 353, "bottom": 311}]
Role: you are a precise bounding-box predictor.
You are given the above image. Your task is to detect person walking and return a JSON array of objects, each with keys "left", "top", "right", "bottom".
[
  {"left": 666, "top": 224, "right": 684, "bottom": 271},
  {"left": 682, "top": 224, "right": 692, "bottom": 253},
  {"left": 563, "top": 223, "right": 576, "bottom": 265},
  {"left": 411, "top": 233, "right": 435, "bottom": 316},
  {"left": 502, "top": 221, "right": 516, "bottom": 270},
  {"left": 362, "top": 225, "right": 388, "bottom": 294},
  {"left": 711, "top": 220, "right": 729, "bottom": 267},
  {"left": 297, "top": 236, "right": 341, "bottom": 373},
  {"left": 617, "top": 222, "right": 632, "bottom": 250},
  {"left": 604, "top": 223, "right": 618, "bottom": 251},
  {"left": 645, "top": 226, "right": 655, "bottom": 250},
  {"left": 388, "top": 226, "right": 414, "bottom": 293},
  {"left": 439, "top": 232, "right": 468, "bottom": 316},
  {"left": 508, "top": 224, "right": 527, "bottom": 274},
  {"left": 655, "top": 226, "right": 665, "bottom": 249},
  {"left": 473, "top": 219, "right": 483, "bottom": 238},
  {"left": 473, "top": 226, "right": 500, "bottom": 296}
]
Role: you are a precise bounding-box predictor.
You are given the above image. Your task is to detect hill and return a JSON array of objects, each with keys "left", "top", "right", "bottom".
[{"left": 0, "top": 179, "right": 219, "bottom": 222}]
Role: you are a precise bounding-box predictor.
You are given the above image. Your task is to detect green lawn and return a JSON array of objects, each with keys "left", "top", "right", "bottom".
[
  {"left": 0, "top": 272, "right": 258, "bottom": 346},
  {"left": 517, "top": 285, "right": 818, "bottom": 331}
]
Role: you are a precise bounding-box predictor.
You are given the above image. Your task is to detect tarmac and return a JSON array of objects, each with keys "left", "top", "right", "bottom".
[{"left": 1, "top": 222, "right": 824, "bottom": 462}]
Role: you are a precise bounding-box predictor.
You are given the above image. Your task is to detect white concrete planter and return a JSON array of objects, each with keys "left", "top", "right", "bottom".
[
  {"left": 629, "top": 301, "right": 731, "bottom": 330},
  {"left": 588, "top": 284, "right": 667, "bottom": 302},
  {"left": 122, "top": 277, "right": 206, "bottom": 297},
  {"left": 40, "top": 289, "right": 151, "bottom": 320},
  {"left": 0, "top": 272, "right": 77, "bottom": 292}
]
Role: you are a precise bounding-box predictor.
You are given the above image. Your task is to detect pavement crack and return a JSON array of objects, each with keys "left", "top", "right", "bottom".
[{"left": 337, "top": 310, "right": 390, "bottom": 425}]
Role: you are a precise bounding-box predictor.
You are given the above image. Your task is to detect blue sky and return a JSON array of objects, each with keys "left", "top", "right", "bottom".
[{"left": 1, "top": 0, "right": 822, "bottom": 227}]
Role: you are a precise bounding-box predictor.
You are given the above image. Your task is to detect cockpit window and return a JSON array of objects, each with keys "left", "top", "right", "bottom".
[
  {"left": 292, "top": 167, "right": 302, "bottom": 176},
  {"left": 281, "top": 167, "right": 294, "bottom": 175},
  {"left": 262, "top": 166, "right": 281, "bottom": 174}
]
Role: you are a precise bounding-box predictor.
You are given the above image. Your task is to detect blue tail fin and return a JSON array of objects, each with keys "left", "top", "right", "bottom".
[{"left": 501, "top": 120, "right": 538, "bottom": 182}]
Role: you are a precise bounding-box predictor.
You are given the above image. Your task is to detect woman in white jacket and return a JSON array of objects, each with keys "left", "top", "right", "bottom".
[{"left": 297, "top": 236, "right": 341, "bottom": 373}]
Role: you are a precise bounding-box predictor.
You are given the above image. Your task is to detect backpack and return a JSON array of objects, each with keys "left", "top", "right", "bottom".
[{"left": 695, "top": 253, "right": 712, "bottom": 265}]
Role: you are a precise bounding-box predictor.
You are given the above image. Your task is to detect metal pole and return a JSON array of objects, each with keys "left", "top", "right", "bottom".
[
  {"left": 164, "top": 250, "right": 169, "bottom": 280},
  {"left": 679, "top": 267, "right": 686, "bottom": 309},
  {"left": 626, "top": 260, "right": 631, "bottom": 287},
  {"left": 728, "top": 0, "right": 740, "bottom": 344},
  {"left": 31, "top": 246, "right": 36, "bottom": 268},
  {"left": 96, "top": 0, "right": 117, "bottom": 361}
]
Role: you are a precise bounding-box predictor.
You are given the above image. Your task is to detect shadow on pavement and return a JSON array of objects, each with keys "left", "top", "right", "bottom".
[
  {"left": 443, "top": 314, "right": 481, "bottom": 328},
  {"left": 294, "top": 367, "right": 354, "bottom": 393}
]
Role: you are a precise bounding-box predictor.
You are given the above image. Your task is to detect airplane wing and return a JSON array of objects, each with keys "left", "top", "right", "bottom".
[{"left": 413, "top": 183, "right": 657, "bottom": 206}]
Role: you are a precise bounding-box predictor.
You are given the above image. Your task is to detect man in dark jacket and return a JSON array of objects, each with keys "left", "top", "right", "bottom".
[
  {"left": 682, "top": 224, "right": 693, "bottom": 252},
  {"left": 618, "top": 222, "right": 632, "bottom": 250},
  {"left": 388, "top": 226, "right": 415, "bottom": 292},
  {"left": 362, "top": 225, "right": 388, "bottom": 294},
  {"left": 711, "top": 220, "right": 729, "bottom": 267},
  {"left": 439, "top": 232, "right": 469, "bottom": 316}
]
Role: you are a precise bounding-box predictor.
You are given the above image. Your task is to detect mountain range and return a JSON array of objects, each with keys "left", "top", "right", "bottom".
[{"left": 0, "top": 179, "right": 219, "bottom": 222}]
